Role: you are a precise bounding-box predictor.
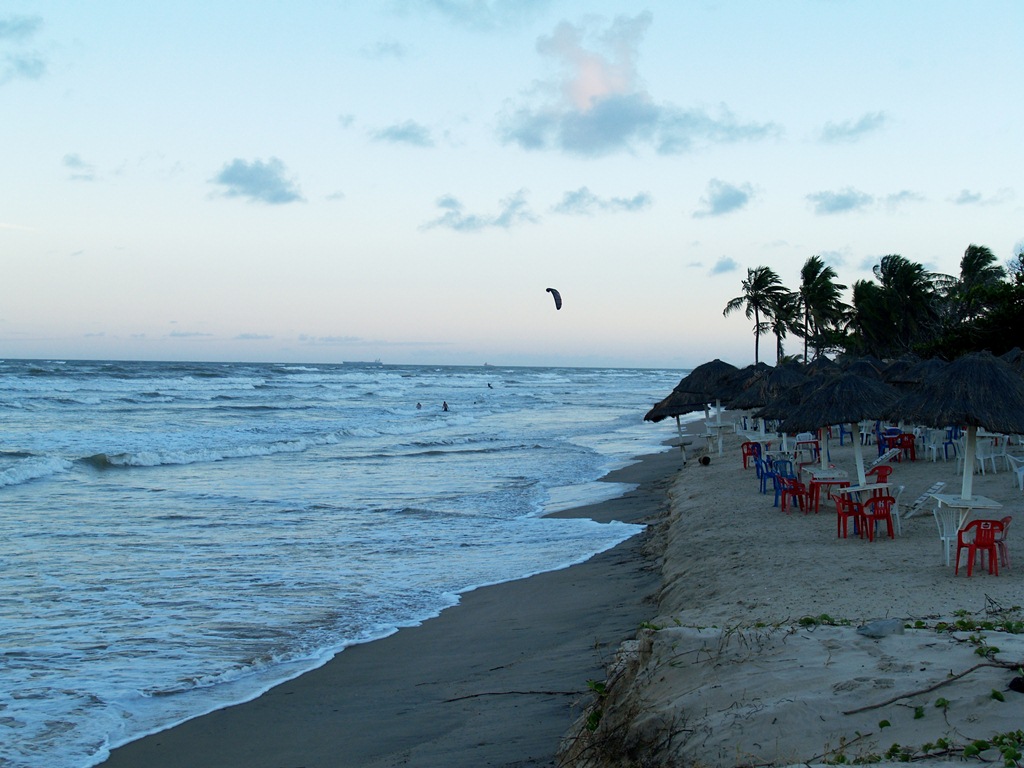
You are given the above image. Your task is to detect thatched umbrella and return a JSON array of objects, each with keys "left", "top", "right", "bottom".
[
  {"left": 643, "top": 390, "right": 705, "bottom": 423},
  {"left": 675, "top": 358, "right": 743, "bottom": 454},
  {"left": 804, "top": 356, "right": 839, "bottom": 377},
  {"left": 729, "top": 364, "right": 808, "bottom": 448},
  {"left": 883, "top": 351, "right": 1024, "bottom": 500},
  {"left": 670, "top": 358, "right": 740, "bottom": 402},
  {"left": 882, "top": 354, "right": 921, "bottom": 384},
  {"left": 844, "top": 359, "right": 882, "bottom": 379},
  {"left": 645, "top": 359, "right": 739, "bottom": 454},
  {"left": 779, "top": 373, "right": 901, "bottom": 486}
]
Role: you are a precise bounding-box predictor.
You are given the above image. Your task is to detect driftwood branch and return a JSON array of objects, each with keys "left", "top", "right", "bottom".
[
  {"left": 444, "top": 689, "right": 580, "bottom": 703},
  {"left": 843, "top": 661, "right": 1015, "bottom": 715}
]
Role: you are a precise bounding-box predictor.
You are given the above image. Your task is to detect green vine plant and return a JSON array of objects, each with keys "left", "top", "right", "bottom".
[{"left": 823, "top": 729, "right": 1024, "bottom": 766}]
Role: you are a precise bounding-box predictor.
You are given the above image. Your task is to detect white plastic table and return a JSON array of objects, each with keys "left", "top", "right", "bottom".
[{"left": 931, "top": 493, "right": 1003, "bottom": 530}]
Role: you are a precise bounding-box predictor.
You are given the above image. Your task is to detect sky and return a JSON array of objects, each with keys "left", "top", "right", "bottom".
[{"left": 2, "top": 1, "right": 1022, "bottom": 369}]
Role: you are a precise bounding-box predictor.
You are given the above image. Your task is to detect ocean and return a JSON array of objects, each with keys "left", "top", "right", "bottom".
[{"left": 0, "top": 359, "right": 693, "bottom": 768}]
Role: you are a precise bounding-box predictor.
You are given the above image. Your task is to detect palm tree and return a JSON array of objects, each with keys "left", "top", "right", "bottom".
[
  {"left": 768, "top": 291, "right": 800, "bottom": 363},
  {"left": 953, "top": 244, "right": 1006, "bottom": 323},
  {"left": 846, "top": 254, "right": 940, "bottom": 355},
  {"left": 797, "top": 256, "right": 847, "bottom": 361},
  {"left": 723, "top": 266, "right": 788, "bottom": 364}
]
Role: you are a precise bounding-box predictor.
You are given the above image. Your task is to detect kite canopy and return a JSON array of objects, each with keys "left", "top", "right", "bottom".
[{"left": 546, "top": 288, "right": 562, "bottom": 310}]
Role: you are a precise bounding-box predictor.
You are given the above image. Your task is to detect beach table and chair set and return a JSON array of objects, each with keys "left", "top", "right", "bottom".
[{"left": 738, "top": 427, "right": 1018, "bottom": 576}]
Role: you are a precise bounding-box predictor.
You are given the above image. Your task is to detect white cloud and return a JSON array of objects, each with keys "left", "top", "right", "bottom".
[
  {"left": 421, "top": 190, "right": 537, "bottom": 231},
  {"left": 693, "top": 179, "right": 754, "bottom": 218},
  {"left": 710, "top": 256, "right": 739, "bottom": 275},
  {"left": 210, "top": 157, "right": 304, "bottom": 204},
  {"left": 551, "top": 186, "right": 651, "bottom": 215},
  {"left": 370, "top": 120, "right": 435, "bottom": 147},
  {"left": 807, "top": 187, "right": 874, "bottom": 215},
  {"left": 498, "top": 14, "right": 776, "bottom": 157},
  {"left": 819, "top": 111, "right": 886, "bottom": 143}
]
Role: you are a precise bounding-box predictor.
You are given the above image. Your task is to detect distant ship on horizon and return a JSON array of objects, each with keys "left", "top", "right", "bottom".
[{"left": 342, "top": 359, "right": 383, "bottom": 367}]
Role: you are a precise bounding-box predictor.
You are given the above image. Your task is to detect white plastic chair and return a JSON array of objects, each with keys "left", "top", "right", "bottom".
[
  {"left": 976, "top": 438, "right": 999, "bottom": 474},
  {"left": 933, "top": 505, "right": 961, "bottom": 566},
  {"left": 891, "top": 484, "right": 905, "bottom": 536},
  {"left": 923, "top": 430, "right": 945, "bottom": 462},
  {"left": 1006, "top": 455, "right": 1024, "bottom": 491}
]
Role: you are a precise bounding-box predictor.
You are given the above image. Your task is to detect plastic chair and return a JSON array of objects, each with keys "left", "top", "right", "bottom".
[
  {"left": 932, "top": 505, "right": 960, "bottom": 566},
  {"left": 838, "top": 423, "right": 853, "bottom": 446},
  {"left": 1006, "top": 455, "right": 1024, "bottom": 491},
  {"left": 754, "top": 456, "right": 774, "bottom": 494},
  {"left": 862, "top": 495, "right": 896, "bottom": 541},
  {"left": 942, "top": 426, "right": 960, "bottom": 460},
  {"left": 891, "top": 484, "right": 905, "bottom": 536},
  {"left": 779, "top": 475, "right": 810, "bottom": 514},
  {"left": 741, "top": 441, "right": 760, "bottom": 469},
  {"left": 865, "top": 465, "right": 892, "bottom": 486},
  {"left": 996, "top": 515, "right": 1012, "bottom": 568},
  {"left": 955, "top": 519, "right": 1004, "bottom": 576},
  {"left": 923, "top": 430, "right": 945, "bottom": 462},
  {"left": 835, "top": 496, "right": 862, "bottom": 539},
  {"left": 895, "top": 433, "right": 916, "bottom": 462}
]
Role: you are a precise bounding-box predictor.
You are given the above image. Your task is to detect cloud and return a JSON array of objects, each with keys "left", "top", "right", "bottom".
[
  {"left": 710, "top": 256, "right": 739, "bottom": 275},
  {"left": 361, "top": 40, "right": 408, "bottom": 59},
  {"left": 806, "top": 187, "right": 874, "bottom": 215},
  {"left": 63, "top": 153, "right": 96, "bottom": 181},
  {"left": 1, "top": 15, "right": 46, "bottom": 85},
  {"left": 210, "top": 157, "right": 304, "bottom": 204},
  {"left": 693, "top": 179, "right": 754, "bottom": 218},
  {"left": 819, "top": 111, "right": 886, "bottom": 143},
  {"left": 298, "top": 334, "right": 363, "bottom": 344},
  {"left": 421, "top": 189, "right": 537, "bottom": 231},
  {"left": 234, "top": 333, "right": 273, "bottom": 341},
  {"left": 338, "top": 113, "right": 355, "bottom": 129},
  {"left": 370, "top": 120, "right": 434, "bottom": 147},
  {"left": 498, "top": 13, "right": 777, "bottom": 157},
  {"left": 169, "top": 330, "right": 213, "bottom": 338},
  {"left": 0, "top": 15, "right": 41, "bottom": 40},
  {"left": 952, "top": 188, "right": 1014, "bottom": 206},
  {"left": 884, "top": 190, "right": 925, "bottom": 208},
  {"left": 551, "top": 186, "right": 651, "bottom": 215},
  {"left": 411, "top": 0, "right": 551, "bottom": 30}
]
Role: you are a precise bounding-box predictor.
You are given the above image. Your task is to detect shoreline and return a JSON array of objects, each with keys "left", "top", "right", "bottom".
[{"left": 98, "top": 445, "right": 684, "bottom": 767}]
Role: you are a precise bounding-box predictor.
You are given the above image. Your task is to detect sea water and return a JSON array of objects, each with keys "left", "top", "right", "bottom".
[{"left": 0, "top": 360, "right": 692, "bottom": 768}]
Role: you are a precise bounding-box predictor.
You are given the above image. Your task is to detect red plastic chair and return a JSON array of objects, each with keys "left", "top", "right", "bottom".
[
  {"left": 955, "top": 519, "right": 1004, "bottom": 576},
  {"left": 835, "top": 495, "right": 862, "bottom": 538},
  {"left": 861, "top": 495, "right": 896, "bottom": 541},
  {"left": 779, "top": 475, "right": 810, "bottom": 514},
  {"left": 741, "top": 441, "right": 760, "bottom": 469},
  {"left": 896, "top": 433, "right": 917, "bottom": 462},
  {"left": 865, "top": 465, "right": 892, "bottom": 486}
]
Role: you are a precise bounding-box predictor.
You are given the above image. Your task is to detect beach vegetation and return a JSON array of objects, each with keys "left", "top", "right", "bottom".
[
  {"left": 722, "top": 265, "right": 789, "bottom": 364},
  {"left": 725, "top": 244, "right": 1024, "bottom": 361}
]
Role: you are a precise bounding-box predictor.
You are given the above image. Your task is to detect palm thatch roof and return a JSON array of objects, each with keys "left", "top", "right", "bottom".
[
  {"left": 778, "top": 373, "right": 900, "bottom": 433},
  {"left": 643, "top": 390, "right": 706, "bottom": 423},
  {"left": 844, "top": 359, "right": 882, "bottom": 379},
  {"left": 670, "top": 358, "right": 740, "bottom": 400},
  {"left": 804, "top": 356, "right": 839, "bottom": 376},
  {"left": 881, "top": 354, "right": 922, "bottom": 383},
  {"left": 728, "top": 364, "right": 807, "bottom": 410},
  {"left": 754, "top": 379, "right": 820, "bottom": 421},
  {"left": 883, "top": 351, "right": 1024, "bottom": 434}
]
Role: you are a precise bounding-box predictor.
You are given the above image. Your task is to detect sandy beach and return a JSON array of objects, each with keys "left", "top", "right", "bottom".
[
  {"left": 562, "top": 423, "right": 1024, "bottom": 767},
  {"left": 99, "top": 421, "right": 1024, "bottom": 768}
]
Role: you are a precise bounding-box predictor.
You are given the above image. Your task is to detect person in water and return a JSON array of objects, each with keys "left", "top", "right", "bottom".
[{"left": 442, "top": 401, "right": 449, "bottom": 411}]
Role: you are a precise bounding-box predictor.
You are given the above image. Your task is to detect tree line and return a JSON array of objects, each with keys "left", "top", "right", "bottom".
[{"left": 723, "top": 246, "right": 1024, "bottom": 364}]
